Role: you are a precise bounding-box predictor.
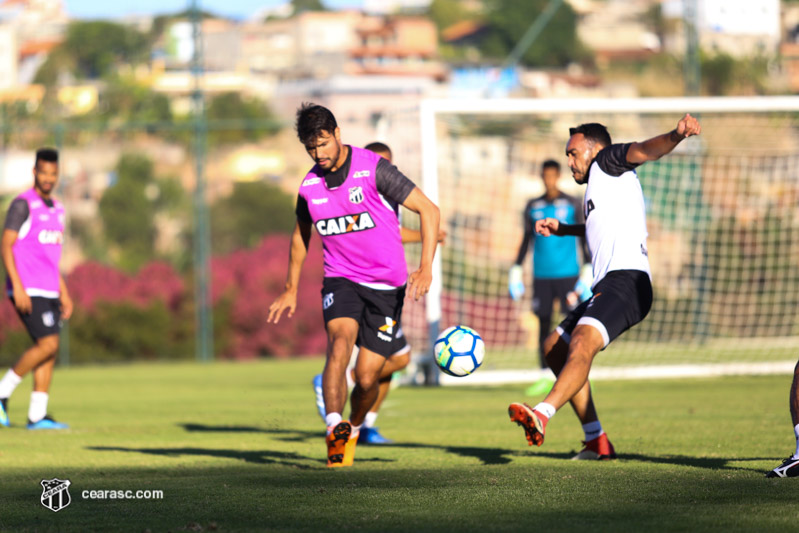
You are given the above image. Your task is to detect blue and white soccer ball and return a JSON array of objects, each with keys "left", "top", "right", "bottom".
[{"left": 433, "top": 325, "right": 485, "bottom": 377}]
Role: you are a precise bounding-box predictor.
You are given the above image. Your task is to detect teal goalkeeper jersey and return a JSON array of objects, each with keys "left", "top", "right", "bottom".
[{"left": 516, "top": 192, "right": 582, "bottom": 279}]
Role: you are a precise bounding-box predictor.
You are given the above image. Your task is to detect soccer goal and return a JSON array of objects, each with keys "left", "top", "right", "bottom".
[{"left": 395, "top": 96, "right": 799, "bottom": 385}]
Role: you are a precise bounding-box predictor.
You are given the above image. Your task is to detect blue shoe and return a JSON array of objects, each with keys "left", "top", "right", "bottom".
[
  {"left": 0, "top": 398, "right": 8, "bottom": 427},
  {"left": 358, "top": 427, "right": 393, "bottom": 444},
  {"left": 312, "top": 374, "right": 326, "bottom": 421},
  {"left": 27, "top": 415, "right": 68, "bottom": 430}
]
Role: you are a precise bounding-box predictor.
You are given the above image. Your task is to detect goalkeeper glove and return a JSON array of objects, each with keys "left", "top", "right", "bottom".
[{"left": 508, "top": 265, "right": 525, "bottom": 301}]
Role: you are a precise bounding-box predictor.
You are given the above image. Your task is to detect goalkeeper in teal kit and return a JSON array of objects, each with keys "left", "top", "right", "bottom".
[{"left": 509, "top": 159, "right": 585, "bottom": 395}]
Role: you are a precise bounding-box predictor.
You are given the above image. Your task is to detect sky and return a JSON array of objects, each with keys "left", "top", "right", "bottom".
[{"left": 63, "top": 0, "right": 364, "bottom": 21}]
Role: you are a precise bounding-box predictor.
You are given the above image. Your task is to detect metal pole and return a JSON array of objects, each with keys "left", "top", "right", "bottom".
[
  {"left": 191, "top": 0, "right": 213, "bottom": 362},
  {"left": 55, "top": 123, "right": 69, "bottom": 367},
  {"left": 484, "top": 0, "right": 563, "bottom": 97},
  {"left": 683, "top": 0, "right": 701, "bottom": 96},
  {"left": 501, "top": 0, "right": 563, "bottom": 71}
]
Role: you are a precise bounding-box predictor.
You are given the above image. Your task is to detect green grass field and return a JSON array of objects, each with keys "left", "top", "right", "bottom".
[{"left": 2, "top": 358, "right": 799, "bottom": 532}]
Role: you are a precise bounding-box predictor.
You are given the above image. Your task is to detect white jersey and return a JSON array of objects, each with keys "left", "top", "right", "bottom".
[{"left": 584, "top": 143, "right": 651, "bottom": 288}]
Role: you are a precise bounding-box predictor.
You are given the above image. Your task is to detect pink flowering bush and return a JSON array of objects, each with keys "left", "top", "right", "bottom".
[
  {"left": 0, "top": 236, "right": 329, "bottom": 363},
  {"left": 211, "top": 235, "right": 327, "bottom": 359}
]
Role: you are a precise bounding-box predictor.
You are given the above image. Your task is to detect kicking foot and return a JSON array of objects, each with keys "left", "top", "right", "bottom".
[{"left": 508, "top": 402, "right": 547, "bottom": 447}]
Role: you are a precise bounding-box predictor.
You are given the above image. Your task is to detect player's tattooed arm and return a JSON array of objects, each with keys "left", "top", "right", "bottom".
[
  {"left": 535, "top": 218, "right": 585, "bottom": 238},
  {"left": 268, "top": 220, "right": 312, "bottom": 323},
  {"left": 626, "top": 113, "right": 701, "bottom": 164}
]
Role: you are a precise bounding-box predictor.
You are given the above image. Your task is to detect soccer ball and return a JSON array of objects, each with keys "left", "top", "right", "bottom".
[{"left": 433, "top": 325, "right": 485, "bottom": 377}]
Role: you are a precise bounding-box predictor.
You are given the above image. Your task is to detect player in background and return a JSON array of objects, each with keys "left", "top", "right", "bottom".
[
  {"left": 508, "top": 114, "right": 701, "bottom": 460},
  {"left": 766, "top": 364, "right": 799, "bottom": 477},
  {"left": 269, "top": 104, "right": 440, "bottom": 467},
  {"left": 0, "top": 148, "right": 73, "bottom": 430},
  {"left": 509, "top": 160, "right": 584, "bottom": 397},
  {"left": 312, "top": 141, "right": 447, "bottom": 445}
]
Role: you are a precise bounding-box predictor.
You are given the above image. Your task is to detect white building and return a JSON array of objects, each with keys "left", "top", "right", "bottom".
[
  {"left": 662, "top": 0, "right": 780, "bottom": 57},
  {"left": 0, "top": 24, "right": 16, "bottom": 90}
]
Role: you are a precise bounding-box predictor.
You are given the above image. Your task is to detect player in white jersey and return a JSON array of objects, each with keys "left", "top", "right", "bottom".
[{"left": 508, "top": 114, "right": 701, "bottom": 459}]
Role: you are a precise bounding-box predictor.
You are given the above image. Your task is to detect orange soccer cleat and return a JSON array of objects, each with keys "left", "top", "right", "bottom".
[
  {"left": 326, "top": 421, "right": 352, "bottom": 467},
  {"left": 508, "top": 402, "right": 548, "bottom": 447}
]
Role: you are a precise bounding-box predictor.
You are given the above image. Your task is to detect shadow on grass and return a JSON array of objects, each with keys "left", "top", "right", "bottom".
[
  {"left": 179, "top": 423, "right": 524, "bottom": 466},
  {"left": 532, "top": 450, "right": 770, "bottom": 473},
  {"left": 86, "top": 446, "right": 340, "bottom": 469},
  {"left": 180, "top": 423, "right": 324, "bottom": 442},
  {"left": 175, "top": 423, "right": 772, "bottom": 471}
]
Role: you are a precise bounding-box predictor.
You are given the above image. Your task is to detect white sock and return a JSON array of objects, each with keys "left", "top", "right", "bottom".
[
  {"left": 351, "top": 423, "right": 361, "bottom": 436},
  {"left": 28, "top": 391, "right": 48, "bottom": 423},
  {"left": 582, "top": 421, "right": 604, "bottom": 441},
  {"left": 793, "top": 424, "right": 799, "bottom": 460},
  {"left": 533, "top": 402, "right": 556, "bottom": 420},
  {"left": 325, "top": 412, "right": 342, "bottom": 434},
  {"left": 0, "top": 369, "right": 22, "bottom": 399},
  {"left": 364, "top": 411, "right": 378, "bottom": 428}
]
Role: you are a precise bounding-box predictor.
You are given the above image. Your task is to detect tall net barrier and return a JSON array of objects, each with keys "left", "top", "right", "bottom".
[{"left": 396, "top": 97, "right": 799, "bottom": 382}]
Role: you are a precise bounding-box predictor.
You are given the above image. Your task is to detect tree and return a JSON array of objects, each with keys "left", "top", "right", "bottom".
[
  {"left": 98, "top": 154, "right": 157, "bottom": 272},
  {"left": 480, "top": 0, "right": 585, "bottom": 67},
  {"left": 210, "top": 181, "right": 295, "bottom": 255},
  {"left": 205, "top": 92, "right": 282, "bottom": 146},
  {"left": 34, "top": 21, "right": 150, "bottom": 83},
  {"left": 428, "top": 0, "right": 473, "bottom": 35},
  {"left": 100, "top": 79, "right": 173, "bottom": 123},
  {"left": 292, "top": 0, "right": 326, "bottom": 13}
]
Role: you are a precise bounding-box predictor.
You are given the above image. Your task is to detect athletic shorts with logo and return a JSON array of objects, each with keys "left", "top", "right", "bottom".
[
  {"left": 556, "top": 270, "right": 652, "bottom": 348},
  {"left": 12, "top": 296, "right": 62, "bottom": 340},
  {"left": 322, "top": 277, "right": 406, "bottom": 358}
]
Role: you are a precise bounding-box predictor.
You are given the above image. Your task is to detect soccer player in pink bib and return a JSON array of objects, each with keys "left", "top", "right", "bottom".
[
  {"left": 0, "top": 148, "right": 73, "bottom": 430},
  {"left": 268, "top": 104, "right": 440, "bottom": 467}
]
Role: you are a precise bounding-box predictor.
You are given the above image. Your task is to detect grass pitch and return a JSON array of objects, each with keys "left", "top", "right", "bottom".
[{"left": 1, "top": 358, "right": 798, "bottom": 532}]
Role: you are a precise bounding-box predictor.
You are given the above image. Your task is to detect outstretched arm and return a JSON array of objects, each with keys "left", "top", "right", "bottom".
[
  {"left": 267, "top": 219, "right": 312, "bottom": 324},
  {"left": 535, "top": 218, "right": 585, "bottom": 238},
  {"left": 626, "top": 113, "right": 701, "bottom": 165}
]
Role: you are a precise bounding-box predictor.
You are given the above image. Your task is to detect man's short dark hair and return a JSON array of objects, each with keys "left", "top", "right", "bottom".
[
  {"left": 35, "top": 148, "right": 58, "bottom": 166},
  {"left": 541, "top": 159, "right": 560, "bottom": 172},
  {"left": 364, "top": 141, "right": 391, "bottom": 158},
  {"left": 296, "top": 103, "right": 338, "bottom": 147},
  {"left": 569, "top": 123, "right": 612, "bottom": 148}
]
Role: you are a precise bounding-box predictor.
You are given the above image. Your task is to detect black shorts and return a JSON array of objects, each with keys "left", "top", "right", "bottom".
[
  {"left": 533, "top": 276, "right": 579, "bottom": 317},
  {"left": 389, "top": 326, "right": 411, "bottom": 357},
  {"left": 556, "top": 270, "right": 652, "bottom": 348},
  {"left": 321, "top": 277, "right": 406, "bottom": 358},
  {"left": 12, "top": 296, "right": 62, "bottom": 341}
]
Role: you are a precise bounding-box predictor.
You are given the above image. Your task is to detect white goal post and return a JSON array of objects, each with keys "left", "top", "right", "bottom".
[{"left": 405, "top": 96, "right": 799, "bottom": 385}]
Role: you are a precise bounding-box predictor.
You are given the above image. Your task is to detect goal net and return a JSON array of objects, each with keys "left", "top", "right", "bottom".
[{"left": 391, "top": 97, "right": 799, "bottom": 384}]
